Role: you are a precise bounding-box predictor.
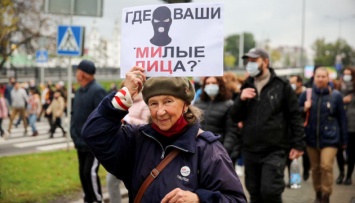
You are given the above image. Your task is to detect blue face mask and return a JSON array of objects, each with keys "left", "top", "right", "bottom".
[
  {"left": 204, "top": 84, "right": 219, "bottom": 97},
  {"left": 246, "top": 62, "right": 261, "bottom": 77}
]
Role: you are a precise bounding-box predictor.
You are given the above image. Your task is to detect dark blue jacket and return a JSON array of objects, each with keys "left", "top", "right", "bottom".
[
  {"left": 82, "top": 93, "right": 247, "bottom": 203},
  {"left": 70, "top": 80, "right": 107, "bottom": 151},
  {"left": 299, "top": 86, "right": 348, "bottom": 148}
]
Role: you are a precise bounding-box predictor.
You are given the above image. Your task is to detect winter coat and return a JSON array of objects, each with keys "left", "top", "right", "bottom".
[
  {"left": 11, "top": 88, "right": 28, "bottom": 108},
  {"left": 340, "top": 81, "right": 355, "bottom": 132},
  {"left": 230, "top": 68, "right": 305, "bottom": 153},
  {"left": 27, "top": 94, "right": 41, "bottom": 115},
  {"left": 344, "top": 92, "right": 355, "bottom": 133},
  {"left": 194, "top": 99, "right": 241, "bottom": 160},
  {"left": 299, "top": 86, "right": 348, "bottom": 148},
  {"left": 82, "top": 93, "right": 247, "bottom": 203},
  {"left": 46, "top": 96, "right": 65, "bottom": 119},
  {"left": 70, "top": 80, "right": 107, "bottom": 151}
]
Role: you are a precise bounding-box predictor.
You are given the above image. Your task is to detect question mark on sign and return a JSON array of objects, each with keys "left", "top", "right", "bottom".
[{"left": 188, "top": 60, "right": 198, "bottom": 72}]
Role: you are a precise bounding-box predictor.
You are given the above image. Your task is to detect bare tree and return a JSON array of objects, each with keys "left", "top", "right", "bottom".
[{"left": 0, "top": 0, "right": 57, "bottom": 70}]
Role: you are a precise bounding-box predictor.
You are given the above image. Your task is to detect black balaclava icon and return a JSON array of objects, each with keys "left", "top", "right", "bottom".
[{"left": 150, "top": 6, "right": 172, "bottom": 46}]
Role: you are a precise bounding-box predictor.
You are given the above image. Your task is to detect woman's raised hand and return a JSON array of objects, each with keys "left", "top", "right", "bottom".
[{"left": 125, "top": 66, "right": 146, "bottom": 97}]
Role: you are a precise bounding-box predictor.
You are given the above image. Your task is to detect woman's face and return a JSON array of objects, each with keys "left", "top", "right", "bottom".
[
  {"left": 344, "top": 69, "right": 351, "bottom": 76},
  {"left": 148, "top": 95, "right": 187, "bottom": 131},
  {"left": 54, "top": 92, "right": 60, "bottom": 98},
  {"left": 205, "top": 77, "right": 218, "bottom": 85},
  {"left": 314, "top": 69, "right": 329, "bottom": 88}
]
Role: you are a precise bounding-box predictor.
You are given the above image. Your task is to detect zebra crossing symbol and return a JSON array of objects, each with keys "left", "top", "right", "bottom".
[
  {"left": 36, "top": 50, "right": 48, "bottom": 63},
  {"left": 57, "top": 25, "right": 84, "bottom": 56}
]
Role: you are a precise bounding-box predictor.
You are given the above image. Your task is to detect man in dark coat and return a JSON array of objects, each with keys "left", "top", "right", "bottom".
[
  {"left": 71, "top": 60, "right": 107, "bottom": 203},
  {"left": 230, "top": 48, "right": 305, "bottom": 203}
]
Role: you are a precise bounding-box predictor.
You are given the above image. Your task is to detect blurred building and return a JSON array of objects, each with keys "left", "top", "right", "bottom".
[
  {"left": 87, "top": 21, "right": 108, "bottom": 67},
  {"left": 84, "top": 20, "right": 121, "bottom": 68},
  {"left": 272, "top": 46, "right": 308, "bottom": 69},
  {"left": 106, "top": 21, "right": 121, "bottom": 68}
]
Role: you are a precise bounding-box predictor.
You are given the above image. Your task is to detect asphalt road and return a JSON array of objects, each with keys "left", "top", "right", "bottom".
[{"left": 0, "top": 117, "right": 73, "bottom": 157}]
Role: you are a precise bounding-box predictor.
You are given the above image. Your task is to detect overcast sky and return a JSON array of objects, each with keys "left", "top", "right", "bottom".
[{"left": 70, "top": 0, "right": 355, "bottom": 55}]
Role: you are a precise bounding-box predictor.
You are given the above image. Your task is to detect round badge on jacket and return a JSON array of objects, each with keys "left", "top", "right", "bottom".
[{"left": 180, "top": 166, "right": 191, "bottom": 177}]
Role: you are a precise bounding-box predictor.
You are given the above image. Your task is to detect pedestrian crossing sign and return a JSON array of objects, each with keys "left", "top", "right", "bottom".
[
  {"left": 57, "top": 25, "right": 84, "bottom": 56},
  {"left": 36, "top": 50, "right": 48, "bottom": 63}
]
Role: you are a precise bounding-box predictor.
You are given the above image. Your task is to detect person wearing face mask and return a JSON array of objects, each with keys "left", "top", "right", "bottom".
[
  {"left": 289, "top": 75, "right": 306, "bottom": 98},
  {"left": 229, "top": 48, "right": 305, "bottom": 203},
  {"left": 81, "top": 67, "right": 247, "bottom": 203},
  {"left": 287, "top": 75, "right": 310, "bottom": 184},
  {"left": 335, "top": 67, "right": 355, "bottom": 186},
  {"left": 194, "top": 76, "right": 240, "bottom": 163}
]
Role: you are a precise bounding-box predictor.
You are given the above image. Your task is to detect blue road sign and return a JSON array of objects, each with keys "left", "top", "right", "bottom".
[
  {"left": 57, "top": 25, "right": 84, "bottom": 56},
  {"left": 36, "top": 50, "right": 48, "bottom": 63}
]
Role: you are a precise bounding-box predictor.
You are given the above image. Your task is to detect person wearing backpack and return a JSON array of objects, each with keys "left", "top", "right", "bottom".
[{"left": 299, "top": 67, "right": 348, "bottom": 203}]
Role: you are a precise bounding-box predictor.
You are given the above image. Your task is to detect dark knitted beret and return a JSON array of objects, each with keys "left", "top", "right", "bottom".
[
  {"left": 77, "top": 60, "right": 96, "bottom": 75},
  {"left": 142, "top": 77, "right": 195, "bottom": 104}
]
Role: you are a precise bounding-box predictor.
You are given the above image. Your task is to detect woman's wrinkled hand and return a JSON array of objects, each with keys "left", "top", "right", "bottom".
[
  {"left": 161, "top": 188, "right": 199, "bottom": 203},
  {"left": 125, "top": 66, "right": 146, "bottom": 97}
]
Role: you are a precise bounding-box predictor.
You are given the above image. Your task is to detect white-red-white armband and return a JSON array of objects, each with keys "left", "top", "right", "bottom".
[{"left": 111, "top": 87, "right": 133, "bottom": 111}]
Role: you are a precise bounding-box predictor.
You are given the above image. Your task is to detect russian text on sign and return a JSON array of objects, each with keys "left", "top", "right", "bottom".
[
  {"left": 136, "top": 47, "right": 205, "bottom": 58},
  {"left": 125, "top": 7, "right": 221, "bottom": 24}
]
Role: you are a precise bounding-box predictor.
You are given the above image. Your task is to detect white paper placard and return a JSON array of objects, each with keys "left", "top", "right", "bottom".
[{"left": 120, "top": 2, "right": 224, "bottom": 78}]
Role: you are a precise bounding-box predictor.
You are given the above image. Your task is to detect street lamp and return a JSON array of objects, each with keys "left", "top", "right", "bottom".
[
  {"left": 238, "top": 33, "right": 244, "bottom": 68},
  {"left": 300, "top": 0, "right": 306, "bottom": 71}
]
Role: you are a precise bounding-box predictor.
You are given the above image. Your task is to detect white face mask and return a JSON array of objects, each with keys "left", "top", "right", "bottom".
[
  {"left": 291, "top": 83, "right": 297, "bottom": 90},
  {"left": 204, "top": 84, "right": 219, "bottom": 97},
  {"left": 246, "top": 62, "right": 261, "bottom": 77},
  {"left": 343, "top": 75, "right": 352, "bottom": 82}
]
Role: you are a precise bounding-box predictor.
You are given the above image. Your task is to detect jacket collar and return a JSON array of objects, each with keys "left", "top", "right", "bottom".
[
  {"left": 141, "top": 123, "right": 200, "bottom": 154},
  {"left": 79, "top": 79, "right": 96, "bottom": 92},
  {"left": 313, "top": 85, "right": 330, "bottom": 95}
]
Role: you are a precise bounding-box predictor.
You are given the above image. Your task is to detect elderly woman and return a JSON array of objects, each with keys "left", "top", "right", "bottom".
[
  {"left": 82, "top": 66, "right": 246, "bottom": 203},
  {"left": 299, "top": 67, "right": 348, "bottom": 203}
]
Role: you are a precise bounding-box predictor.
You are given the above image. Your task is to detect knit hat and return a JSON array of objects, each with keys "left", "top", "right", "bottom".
[
  {"left": 77, "top": 60, "right": 96, "bottom": 75},
  {"left": 142, "top": 77, "right": 195, "bottom": 104}
]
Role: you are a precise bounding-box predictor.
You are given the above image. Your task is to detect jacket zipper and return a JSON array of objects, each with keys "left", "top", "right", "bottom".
[
  {"left": 142, "top": 132, "right": 189, "bottom": 159},
  {"left": 142, "top": 132, "right": 165, "bottom": 159},
  {"left": 316, "top": 94, "right": 322, "bottom": 148},
  {"left": 204, "top": 100, "right": 213, "bottom": 127}
]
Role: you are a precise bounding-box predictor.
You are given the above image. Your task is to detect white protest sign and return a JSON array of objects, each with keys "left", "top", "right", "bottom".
[{"left": 120, "top": 2, "right": 224, "bottom": 78}]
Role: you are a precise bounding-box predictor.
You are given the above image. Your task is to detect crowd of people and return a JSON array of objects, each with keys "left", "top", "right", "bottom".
[
  {"left": 81, "top": 48, "right": 353, "bottom": 203},
  {"left": 0, "top": 51, "right": 354, "bottom": 202},
  {"left": 0, "top": 78, "right": 69, "bottom": 138}
]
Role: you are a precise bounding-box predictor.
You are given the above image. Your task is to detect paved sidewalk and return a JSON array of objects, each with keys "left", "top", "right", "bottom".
[{"left": 70, "top": 161, "right": 355, "bottom": 203}]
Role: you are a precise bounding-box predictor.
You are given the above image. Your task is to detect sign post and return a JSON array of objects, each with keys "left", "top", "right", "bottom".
[
  {"left": 45, "top": 0, "right": 101, "bottom": 151},
  {"left": 36, "top": 50, "right": 49, "bottom": 84},
  {"left": 57, "top": 25, "right": 84, "bottom": 150}
]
